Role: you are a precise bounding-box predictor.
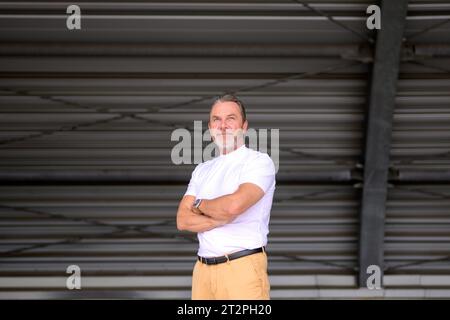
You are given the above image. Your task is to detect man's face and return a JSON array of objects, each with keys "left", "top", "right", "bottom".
[{"left": 208, "top": 101, "right": 248, "bottom": 153}]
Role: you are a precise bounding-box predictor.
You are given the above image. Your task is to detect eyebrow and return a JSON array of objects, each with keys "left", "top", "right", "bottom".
[{"left": 211, "top": 113, "right": 238, "bottom": 119}]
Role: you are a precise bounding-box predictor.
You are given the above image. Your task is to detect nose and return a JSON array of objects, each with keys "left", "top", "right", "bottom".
[{"left": 219, "top": 119, "right": 228, "bottom": 131}]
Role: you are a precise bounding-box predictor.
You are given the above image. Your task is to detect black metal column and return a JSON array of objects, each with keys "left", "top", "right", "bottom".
[{"left": 358, "top": 0, "right": 409, "bottom": 287}]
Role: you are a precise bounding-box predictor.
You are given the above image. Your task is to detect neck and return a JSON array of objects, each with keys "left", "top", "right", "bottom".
[{"left": 220, "top": 141, "right": 244, "bottom": 155}]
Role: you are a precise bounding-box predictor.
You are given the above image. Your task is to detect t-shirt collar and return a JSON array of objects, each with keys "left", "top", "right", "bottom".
[{"left": 218, "top": 144, "right": 247, "bottom": 159}]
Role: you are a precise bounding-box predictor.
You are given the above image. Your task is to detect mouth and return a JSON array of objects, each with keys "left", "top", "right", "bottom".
[
  {"left": 209, "top": 128, "right": 243, "bottom": 142},
  {"left": 216, "top": 133, "right": 234, "bottom": 136}
]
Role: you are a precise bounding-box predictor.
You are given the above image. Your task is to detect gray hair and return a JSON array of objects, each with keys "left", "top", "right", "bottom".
[{"left": 211, "top": 94, "right": 247, "bottom": 122}]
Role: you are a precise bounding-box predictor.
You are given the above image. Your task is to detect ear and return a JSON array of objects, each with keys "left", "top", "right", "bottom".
[{"left": 242, "top": 120, "right": 248, "bottom": 133}]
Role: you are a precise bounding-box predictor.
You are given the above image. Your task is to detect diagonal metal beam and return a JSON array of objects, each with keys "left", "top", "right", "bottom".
[
  {"left": 0, "top": 114, "right": 127, "bottom": 147},
  {"left": 291, "top": 0, "right": 375, "bottom": 44},
  {"left": 407, "top": 59, "right": 450, "bottom": 74},
  {"left": 0, "top": 204, "right": 196, "bottom": 258},
  {"left": 358, "top": 0, "right": 408, "bottom": 288},
  {"left": 159, "top": 60, "right": 362, "bottom": 111},
  {"left": 385, "top": 255, "right": 450, "bottom": 273},
  {"left": 283, "top": 254, "right": 357, "bottom": 273},
  {"left": 0, "top": 60, "right": 363, "bottom": 148},
  {"left": 405, "top": 19, "right": 450, "bottom": 42}
]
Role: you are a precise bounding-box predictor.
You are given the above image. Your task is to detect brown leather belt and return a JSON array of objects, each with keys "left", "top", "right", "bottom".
[{"left": 197, "top": 247, "right": 265, "bottom": 265}]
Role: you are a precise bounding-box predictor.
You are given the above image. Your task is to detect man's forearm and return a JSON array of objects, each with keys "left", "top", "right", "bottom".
[
  {"left": 198, "top": 194, "right": 239, "bottom": 220},
  {"left": 178, "top": 209, "right": 227, "bottom": 233},
  {"left": 198, "top": 183, "right": 265, "bottom": 220}
]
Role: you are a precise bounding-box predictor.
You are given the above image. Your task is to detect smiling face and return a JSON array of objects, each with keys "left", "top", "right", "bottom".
[{"left": 208, "top": 100, "right": 248, "bottom": 154}]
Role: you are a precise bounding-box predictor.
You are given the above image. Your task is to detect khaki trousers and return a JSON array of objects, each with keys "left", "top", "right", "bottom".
[{"left": 191, "top": 251, "right": 270, "bottom": 300}]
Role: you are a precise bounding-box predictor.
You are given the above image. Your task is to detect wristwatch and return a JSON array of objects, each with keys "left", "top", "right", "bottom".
[{"left": 193, "top": 198, "right": 203, "bottom": 209}]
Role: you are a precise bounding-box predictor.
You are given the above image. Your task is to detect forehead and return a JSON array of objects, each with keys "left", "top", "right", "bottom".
[{"left": 210, "top": 101, "right": 241, "bottom": 117}]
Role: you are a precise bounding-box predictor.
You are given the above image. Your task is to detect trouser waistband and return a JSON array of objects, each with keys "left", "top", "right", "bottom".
[{"left": 197, "top": 247, "right": 265, "bottom": 265}]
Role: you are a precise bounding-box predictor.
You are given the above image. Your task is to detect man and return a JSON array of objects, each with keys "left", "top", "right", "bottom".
[{"left": 176, "top": 94, "right": 276, "bottom": 300}]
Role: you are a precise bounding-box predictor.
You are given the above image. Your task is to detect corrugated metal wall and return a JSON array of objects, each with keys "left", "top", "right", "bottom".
[{"left": 0, "top": 1, "right": 449, "bottom": 299}]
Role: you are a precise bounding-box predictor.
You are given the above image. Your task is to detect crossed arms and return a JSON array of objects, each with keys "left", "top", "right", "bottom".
[{"left": 176, "top": 183, "right": 264, "bottom": 233}]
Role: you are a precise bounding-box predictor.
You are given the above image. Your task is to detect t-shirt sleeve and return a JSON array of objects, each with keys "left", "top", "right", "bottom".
[
  {"left": 239, "top": 153, "right": 276, "bottom": 193},
  {"left": 184, "top": 164, "right": 201, "bottom": 197}
]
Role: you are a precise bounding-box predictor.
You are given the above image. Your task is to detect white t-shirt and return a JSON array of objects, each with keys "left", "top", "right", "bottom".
[{"left": 184, "top": 145, "right": 276, "bottom": 257}]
